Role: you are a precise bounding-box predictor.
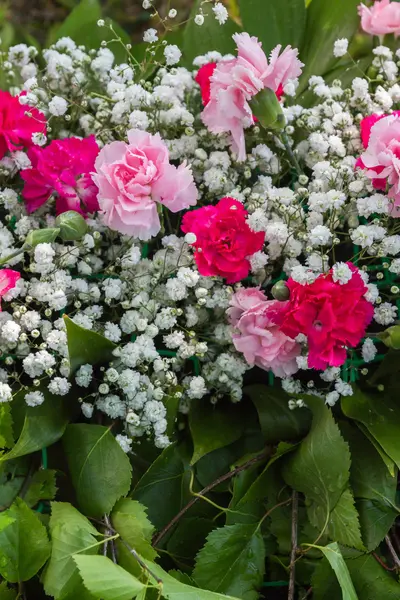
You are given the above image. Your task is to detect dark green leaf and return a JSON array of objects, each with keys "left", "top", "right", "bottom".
[
  {"left": 74, "top": 555, "right": 145, "bottom": 599},
  {"left": 298, "top": 0, "right": 360, "bottom": 94},
  {"left": 183, "top": 0, "right": 240, "bottom": 67},
  {"left": 167, "top": 517, "right": 215, "bottom": 566},
  {"left": 24, "top": 469, "right": 57, "bottom": 508},
  {"left": 238, "top": 0, "right": 306, "bottom": 56},
  {"left": 111, "top": 498, "right": 157, "bottom": 563},
  {"left": 326, "top": 488, "right": 364, "bottom": 550},
  {"left": 283, "top": 396, "right": 350, "bottom": 531},
  {"left": 342, "top": 388, "right": 400, "bottom": 469},
  {"left": 189, "top": 398, "right": 246, "bottom": 464},
  {"left": 193, "top": 524, "right": 265, "bottom": 600},
  {"left": 356, "top": 499, "right": 398, "bottom": 551},
  {"left": 356, "top": 423, "right": 395, "bottom": 477},
  {"left": 64, "top": 315, "right": 116, "bottom": 374},
  {"left": 0, "top": 498, "right": 50, "bottom": 582},
  {"left": 63, "top": 424, "right": 132, "bottom": 517},
  {"left": 346, "top": 554, "right": 400, "bottom": 599},
  {"left": 245, "top": 385, "right": 311, "bottom": 444},
  {"left": 313, "top": 543, "right": 358, "bottom": 600},
  {"left": 1, "top": 387, "right": 74, "bottom": 462},
  {"left": 0, "top": 581, "right": 17, "bottom": 600},
  {"left": 312, "top": 556, "right": 342, "bottom": 600},
  {"left": 44, "top": 502, "right": 100, "bottom": 599},
  {"left": 0, "top": 404, "right": 13, "bottom": 449}
]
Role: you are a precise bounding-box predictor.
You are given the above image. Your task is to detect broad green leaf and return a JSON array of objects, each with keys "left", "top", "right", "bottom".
[
  {"left": 326, "top": 488, "right": 364, "bottom": 550},
  {"left": 0, "top": 498, "right": 50, "bottom": 582},
  {"left": 44, "top": 502, "right": 99, "bottom": 599},
  {"left": 24, "top": 469, "right": 57, "bottom": 508},
  {"left": 312, "top": 556, "right": 344, "bottom": 600},
  {"left": 346, "top": 554, "right": 400, "bottom": 599},
  {"left": 0, "top": 459, "right": 29, "bottom": 511},
  {"left": 0, "top": 404, "right": 13, "bottom": 449},
  {"left": 1, "top": 388, "right": 74, "bottom": 461},
  {"left": 183, "top": 0, "right": 240, "bottom": 67},
  {"left": 132, "top": 443, "right": 192, "bottom": 531},
  {"left": 357, "top": 423, "right": 395, "bottom": 477},
  {"left": 0, "top": 581, "right": 17, "bottom": 600},
  {"left": 283, "top": 396, "right": 350, "bottom": 530},
  {"left": 111, "top": 498, "right": 157, "bottom": 564},
  {"left": 298, "top": 0, "right": 360, "bottom": 94},
  {"left": 143, "top": 558, "right": 242, "bottom": 600},
  {"left": 313, "top": 543, "right": 358, "bottom": 600},
  {"left": 342, "top": 388, "right": 400, "bottom": 469},
  {"left": 63, "top": 424, "right": 132, "bottom": 517},
  {"left": 193, "top": 524, "right": 265, "bottom": 600},
  {"left": 238, "top": 0, "right": 306, "bottom": 56},
  {"left": 167, "top": 517, "right": 215, "bottom": 567},
  {"left": 74, "top": 555, "right": 145, "bottom": 600},
  {"left": 356, "top": 498, "right": 398, "bottom": 551},
  {"left": 245, "top": 385, "right": 311, "bottom": 444},
  {"left": 64, "top": 315, "right": 116, "bottom": 374},
  {"left": 189, "top": 398, "right": 245, "bottom": 464}
]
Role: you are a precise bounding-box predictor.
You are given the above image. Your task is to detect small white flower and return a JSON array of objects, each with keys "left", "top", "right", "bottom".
[
  {"left": 362, "top": 338, "right": 377, "bottom": 363},
  {"left": 212, "top": 2, "right": 228, "bottom": 24},
  {"left": 142, "top": 0, "right": 151, "bottom": 8},
  {"left": 164, "top": 44, "right": 182, "bottom": 66},
  {"left": 143, "top": 28, "right": 158, "bottom": 43},
  {"left": 0, "top": 383, "right": 12, "bottom": 403},
  {"left": 333, "top": 38, "right": 348, "bottom": 58},
  {"left": 326, "top": 391, "right": 340, "bottom": 406},
  {"left": 184, "top": 232, "right": 197, "bottom": 244},
  {"left": 32, "top": 132, "right": 47, "bottom": 146},
  {"left": 194, "top": 14, "right": 205, "bottom": 25},
  {"left": 168, "top": 8, "right": 177, "bottom": 18},
  {"left": 97, "top": 19, "right": 105, "bottom": 27},
  {"left": 48, "top": 96, "right": 68, "bottom": 117},
  {"left": 25, "top": 391, "right": 45, "bottom": 407},
  {"left": 115, "top": 434, "right": 132, "bottom": 453},
  {"left": 332, "top": 262, "right": 352, "bottom": 285}
]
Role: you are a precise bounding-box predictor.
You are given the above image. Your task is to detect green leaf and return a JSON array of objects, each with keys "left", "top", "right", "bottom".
[
  {"left": 1, "top": 387, "right": 74, "bottom": 462},
  {"left": 346, "top": 554, "right": 400, "bottom": 599},
  {"left": 24, "top": 469, "right": 57, "bottom": 508},
  {"left": 74, "top": 555, "right": 145, "bottom": 600},
  {"left": 44, "top": 502, "right": 100, "bottom": 599},
  {"left": 327, "top": 488, "right": 364, "bottom": 550},
  {"left": 356, "top": 499, "right": 398, "bottom": 551},
  {"left": 238, "top": 0, "right": 306, "bottom": 56},
  {"left": 193, "top": 524, "right": 265, "bottom": 600},
  {"left": 245, "top": 385, "right": 311, "bottom": 444},
  {"left": 189, "top": 398, "right": 246, "bottom": 464},
  {"left": 64, "top": 315, "right": 116, "bottom": 374},
  {"left": 342, "top": 387, "right": 400, "bottom": 469},
  {"left": 0, "top": 498, "right": 50, "bottom": 582},
  {"left": 283, "top": 396, "right": 350, "bottom": 531},
  {"left": 167, "top": 517, "right": 215, "bottom": 567},
  {"left": 313, "top": 543, "right": 358, "bottom": 600},
  {"left": 0, "top": 404, "right": 13, "bottom": 449},
  {"left": 356, "top": 423, "right": 395, "bottom": 477},
  {"left": 183, "top": 0, "right": 240, "bottom": 67},
  {"left": 132, "top": 443, "right": 191, "bottom": 532},
  {"left": 63, "top": 424, "right": 132, "bottom": 517},
  {"left": 298, "top": 0, "right": 361, "bottom": 94},
  {"left": 0, "top": 582, "right": 17, "bottom": 600},
  {"left": 111, "top": 498, "right": 157, "bottom": 562}
]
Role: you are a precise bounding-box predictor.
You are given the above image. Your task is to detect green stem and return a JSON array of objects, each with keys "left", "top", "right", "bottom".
[{"left": 281, "top": 131, "right": 303, "bottom": 177}]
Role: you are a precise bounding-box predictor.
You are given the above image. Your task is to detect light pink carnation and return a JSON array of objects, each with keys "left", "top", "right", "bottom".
[
  {"left": 227, "top": 287, "right": 300, "bottom": 377},
  {"left": 201, "top": 32, "right": 303, "bottom": 161},
  {"left": 93, "top": 129, "right": 198, "bottom": 240},
  {"left": 358, "top": 0, "right": 400, "bottom": 37},
  {"left": 357, "top": 114, "right": 400, "bottom": 216}
]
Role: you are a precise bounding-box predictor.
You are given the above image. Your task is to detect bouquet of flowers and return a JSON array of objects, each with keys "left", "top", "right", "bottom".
[{"left": 0, "top": 0, "right": 400, "bottom": 598}]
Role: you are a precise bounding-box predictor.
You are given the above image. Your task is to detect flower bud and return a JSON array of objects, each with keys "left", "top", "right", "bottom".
[
  {"left": 249, "top": 88, "right": 285, "bottom": 131},
  {"left": 378, "top": 325, "right": 400, "bottom": 350},
  {"left": 271, "top": 280, "right": 290, "bottom": 301},
  {"left": 25, "top": 227, "right": 60, "bottom": 248},
  {"left": 55, "top": 210, "right": 88, "bottom": 241}
]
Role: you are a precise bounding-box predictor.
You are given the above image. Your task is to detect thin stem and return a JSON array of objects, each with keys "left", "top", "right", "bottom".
[
  {"left": 385, "top": 535, "right": 400, "bottom": 569},
  {"left": 0, "top": 246, "right": 25, "bottom": 266},
  {"left": 152, "top": 448, "right": 270, "bottom": 547},
  {"left": 373, "top": 552, "right": 397, "bottom": 572},
  {"left": 281, "top": 131, "right": 303, "bottom": 177},
  {"left": 104, "top": 515, "right": 117, "bottom": 562},
  {"left": 119, "top": 538, "right": 163, "bottom": 585},
  {"left": 288, "top": 491, "right": 298, "bottom": 600}
]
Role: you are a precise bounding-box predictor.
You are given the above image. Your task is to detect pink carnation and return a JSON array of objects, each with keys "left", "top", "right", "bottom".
[
  {"left": 0, "top": 91, "right": 46, "bottom": 159},
  {"left": 93, "top": 129, "right": 198, "bottom": 241},
  {"left": 21, "top": 135, "right": 100, "bottom": 215},
  {"left": 356, "top": 114, "right": 400, "bottom": 216},
  {"left": 0, "top": 269, "right": 20, "bottom": 310},
  {"left": 275, "top": 264, "right": 374, "bottom": 370},
  {"left": 201, "top": 32, "right": 303, "bottom": 160},
  {"left": 181, "top": 197, "right": 265, "bottom": 284},
  {"left": 227, "top": 287, "right": 300, "bottom": 377},
  {"left": 358, "top": 0, "right": 400, "bottom": 37}
]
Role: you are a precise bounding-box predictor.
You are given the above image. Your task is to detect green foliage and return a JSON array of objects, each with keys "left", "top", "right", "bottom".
[
  {"left": 64, "top": 315, "right": 116, "bottom": 374},
  {"left": 238, "top": 0, "right": 306, "bottom": 56},
  {"left": 0, "top": 582, "right": 17, "bottom": 600},
  {"left": 0, "top": 498, "right": 50, "bottom": 582},
  {"left": 0, "top": 404, "right": 13, "bottom": 449},
  {"left": 346, "top": 554, "right": 400, "bottom": 598},
  {"left": 74, "top": 555, "right": 145, "bottom": 599},
  {"left": 193, "top": 524, "right": 265, "bottom": 600},
  {"left": 245, "top": 385, "right": 311, "bottom": 443},
  {"left": 189, "top": 398, "right": 246, "bottom": 464},
  {"left": 24, "top": 469, "right": 58, "bottom": 508},
  {"left": 313, "top": 543, "right": 358, "bottom": 600},
  {"left": 63, "top": 424, "right": 132, "bottom": 517}
]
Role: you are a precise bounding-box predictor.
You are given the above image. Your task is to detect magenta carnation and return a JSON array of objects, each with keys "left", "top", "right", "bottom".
[
  {"left": 201, "top": 32, "right": 303, "bottom": 161},
  {"left": 21, "top": 135, "right": 100, "bottom": 215},
  {"left": 227, "top": 287, "right": 300, "bottom": 377},
  {"left": 181, "top": 197, "right": 265, "bottom": 284},
  {"left": 0, "top": 90, "right": 46, "bottom": 159},
  {"left": 0, "top": 269, "right": 20, "bottom": 310},
  {"left": 93, "top": 129, "right": 198, "bottom": 241},
  {"left": 276, "top": 264, "right": 374, "bottom": 370}
]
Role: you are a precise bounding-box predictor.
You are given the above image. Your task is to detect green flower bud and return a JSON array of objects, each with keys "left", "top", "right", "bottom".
[
  {"left": 378, "top": 325, "right": 400, "bottom": 350},
  {"left": 271, "top": 280, "right": 290, "bottom": 301},
  {"left": 25, "top": 227, "right": 60, "bottom": 248},
  {"left": 249, "top": 88, "right": 286, "bottom": 131},
  {"left": 55, "top": 210, "right": 88, "bottom": 241}
]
